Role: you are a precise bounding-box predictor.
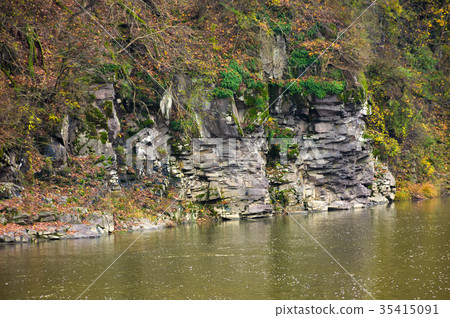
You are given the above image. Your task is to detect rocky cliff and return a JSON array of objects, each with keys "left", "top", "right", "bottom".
[
  {"left": 103, "top": 32, "right": 395, "bottom": 219},
  {"left": 111, "top": 74, "right": 396, "bottom": 219},
  {"left": 0, "top": 26, "right": 396, "bottom": 222}
]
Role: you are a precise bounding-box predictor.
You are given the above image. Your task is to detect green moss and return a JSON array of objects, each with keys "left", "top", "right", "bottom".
[
  {"left": 244, "top": 94, "right": 266, "bottom": 109},
  {"left": 103, "top": 100, "right": 114, "bottom": 117},
  {"left": 26, "top": 34, "right": 35, "bottom": 78},
  {"left": 357, "top": 71, "right": 368, "bottom": 97},
  {"left": 99, "top": 131, "right": 108, "bottom": 144},
  {"left": 140, "top": 118, "right": 154, "bottom": 128},
  {"left": 115, "top": 146, "right": 125, "bottom": 155},
  {"left": 231, "top": 112, "right": 244, "bottom": 137},
  {"left": 338, "top": 86, "right": 365, "bottom": 104},
  {"left": 85, "top": 107, "right": 108, "bottom": 132},
  {"left": 86, "top": 107, "right": 107, "bottom": 125}
]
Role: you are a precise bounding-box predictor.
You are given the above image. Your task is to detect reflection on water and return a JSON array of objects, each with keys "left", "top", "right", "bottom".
[{"left": 0, "top": 198, "right": 448, "bottom": 299}]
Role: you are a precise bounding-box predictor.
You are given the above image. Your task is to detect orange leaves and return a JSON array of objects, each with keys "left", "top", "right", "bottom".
[{"left": 0, "top": 223, "right": 25, "bottom": 237}]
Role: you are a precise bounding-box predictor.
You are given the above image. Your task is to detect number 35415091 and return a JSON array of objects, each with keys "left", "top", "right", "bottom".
[{"left": 379, "top": 304, "right": 438, "bottom": 315}]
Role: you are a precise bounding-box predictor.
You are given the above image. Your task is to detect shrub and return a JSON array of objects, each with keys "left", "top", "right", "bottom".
[
  {"left": 219, "top": 68, "right": 242, "bottom": 92},
  {"left": 246, "top": 58, "right": 259, "bottom": 73},
  {"left": 421, "top": 182, "right": 438, "bottom": 198},
  {"left": 396, "top": 181, "right": 439, "bottom": 201},
  {"left": 287, "top": 78, "right": 345, "bottom": 98},
  {"left": 229, "top": 59, "right": 250, "bottom": 79},
  {"left": 85, "top": 107, "right": 108, "bottom": 130},
  {"left": 289, "top": 48, "right": 316, "bottom": 70},
  {"left": 102, "top": 101, "right": 114, "bottom": 117},
  {"left": 394, "top": 188, "right": 411, "bottom": 201},
  {"left": 212, "top": 87, "right": 234, "bottom": 99}
]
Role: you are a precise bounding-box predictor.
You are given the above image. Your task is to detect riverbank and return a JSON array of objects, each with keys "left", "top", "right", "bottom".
[
  {"left": 0, "top": 210, "right": 171, "bottom": 243},
  {"left": 1, "top": 192, "right": 446, "bottom": 244},
  {"left": 0, "top": 166, "right": 190, "bottom": 244}
]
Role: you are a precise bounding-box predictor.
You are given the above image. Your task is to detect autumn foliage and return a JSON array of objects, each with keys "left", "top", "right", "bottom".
[{"left": 0, "top": 0, "right": 448, "bottom": 203}]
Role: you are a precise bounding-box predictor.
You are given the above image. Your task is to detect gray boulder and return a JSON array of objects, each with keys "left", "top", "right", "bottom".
[
  {"left": 38, "top": 212, "right": 57, "bottom": 222},
  {"left": 0, "top": 182, "right": 24, "bottom": 199},
  {"left": 57, "top": 213, "right": 82, "bottom": 224},
  {"left": 11, "top": 213, "right": 33, "bottom": 225},
  {"left": 43, "top": 139, "right": 67, "bottom": 167},
  {"left": 83, "top": 212, "right": 114, "bottom": 234}
]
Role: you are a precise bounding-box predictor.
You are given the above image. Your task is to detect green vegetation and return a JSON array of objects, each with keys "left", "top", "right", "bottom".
[
  {"left": 288, "top": 78, "right": 346, "bottom": 99},
  {"left": 99, "top": 131, "right": 108, "bottom": 145},
  {"left": 213, "top": 59, "right": 254, "bottom": 98},
  {"left": 271, "top": 188, "right": 291, "bottom": 209},
  {"left": 288, "top": 48, "right": 316, "bottom": 72},
  {"left": 219, "top": 68, "right": 242, "bottom": 92},
  {"left": 212, "top": 87, "right": 234, "bottom": 99}
]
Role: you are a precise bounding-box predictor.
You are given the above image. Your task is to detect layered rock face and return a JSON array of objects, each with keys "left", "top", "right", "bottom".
[
  {"left": 171, "top": 137, "right": 272, "bottom": 219},
  {"left": 144, "top": 80, "right": 394, "bottom": 216},
  {"left": 167, "top": 92, "right": 272, "bottom": 219},
  {"left": 269, "top": 94, "right": 375, "bottom": 211}
]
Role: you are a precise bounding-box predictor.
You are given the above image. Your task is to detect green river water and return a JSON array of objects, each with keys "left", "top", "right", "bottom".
[{"left": 0, "top": 198, "right": 448, "bottom": 299}]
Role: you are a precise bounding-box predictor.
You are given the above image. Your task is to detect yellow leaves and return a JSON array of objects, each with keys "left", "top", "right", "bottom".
[
  {"left": 436, "top": 19, "right": 445, "bottom": 27},
  {"left": 210, "top": 23, "right": 218, "bottom": 32},
  {"left": 421, "top": 158, "right": 435, "bottom": 176},
  {"left": 269, "top": 0, "right": 281, "bottom": 6},
  {"left": 259, "top": 20, "right": 270, "bottom": 34},
  {"left": 27, "top": 114, "right": 41, "bottom": 131},
  {"left": 64, "top": 99, "right": 80, "bottom": 109},
  {"left": 49, "top": 114, "right": 60, "bottom": 122}
]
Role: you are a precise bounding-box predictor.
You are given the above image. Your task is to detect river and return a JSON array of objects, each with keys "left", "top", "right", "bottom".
[{"left": 0, "top": 198, "right": 448, "bottom": 299}]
